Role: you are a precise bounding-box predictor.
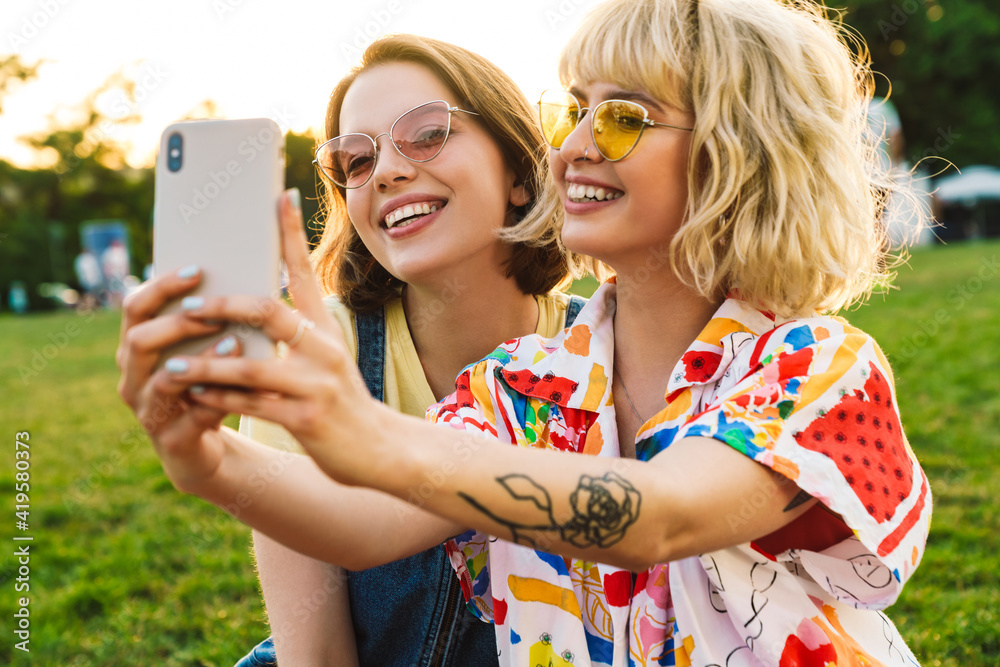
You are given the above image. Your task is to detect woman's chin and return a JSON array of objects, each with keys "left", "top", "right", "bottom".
[{"left": 560, "top": 226, "right": 617, "bottom": 266}]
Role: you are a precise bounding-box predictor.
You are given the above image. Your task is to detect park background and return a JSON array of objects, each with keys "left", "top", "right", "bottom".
[{"left": 1, "top": 0, "right": 998, "bottom": 664}]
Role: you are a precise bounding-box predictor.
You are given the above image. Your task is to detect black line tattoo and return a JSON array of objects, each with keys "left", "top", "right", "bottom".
[
  {"left": 458, "top": 472, "right": 642, "bottom": 549},
  {"left": 783, "top": 489, "right": 812, "bottom": 512}
]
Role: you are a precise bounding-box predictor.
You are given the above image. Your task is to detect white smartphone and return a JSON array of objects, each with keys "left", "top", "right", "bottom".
[{"left": 153, "top": 118, "right": 285, "bottom": 361}]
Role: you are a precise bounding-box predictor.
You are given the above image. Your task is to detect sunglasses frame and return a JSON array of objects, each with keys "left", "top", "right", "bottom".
[
  {"left": 313, "top": 99, "right": 479, "bottom": 189},
  {"left": 538, "top": 89, "right": 693, "bottom": 161}
]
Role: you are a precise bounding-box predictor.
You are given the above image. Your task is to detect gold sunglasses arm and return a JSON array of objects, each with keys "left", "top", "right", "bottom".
[{"left": 645, "top": 118, "right": 694, "bottom": 132}]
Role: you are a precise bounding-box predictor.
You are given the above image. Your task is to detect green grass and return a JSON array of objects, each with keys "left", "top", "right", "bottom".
[
  {"left": 844, "top": 241, "right": 1000, "bottom": 665},
  {"left": 1, "top": 239, "right": 998, "bottom": 664},
  {"left": 0, "top": 309, "right": 262, "bottom": 665}
]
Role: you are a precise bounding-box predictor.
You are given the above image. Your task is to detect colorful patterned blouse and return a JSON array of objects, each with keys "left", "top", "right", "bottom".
[{"left": 429, "top": 281, "right": 930, "bottom": 667}]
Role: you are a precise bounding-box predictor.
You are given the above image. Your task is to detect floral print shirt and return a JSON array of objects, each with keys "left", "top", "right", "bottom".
[{"left": 428, "top": 281, "right": 930, "bottom": 667}]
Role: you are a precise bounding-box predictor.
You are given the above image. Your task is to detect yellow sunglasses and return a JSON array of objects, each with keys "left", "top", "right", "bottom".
[{"left": 538, "top": 89, "right": 693, "bottom": 161}]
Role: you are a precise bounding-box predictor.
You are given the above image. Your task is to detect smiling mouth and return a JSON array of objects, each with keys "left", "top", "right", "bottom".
[
  {"left": 383, "top": 200, "right": 446, "bottom": 229},
  {"left": 567, "top": 183, "right": 624, "bottom": 203}
]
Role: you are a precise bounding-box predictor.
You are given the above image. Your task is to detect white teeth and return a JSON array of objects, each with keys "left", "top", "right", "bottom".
[
  {"left": 384, "top": 201, "right": 443, "bottom": 228},
  {"left": 567, "top": 183, "right": 622, "bottom": 202}
]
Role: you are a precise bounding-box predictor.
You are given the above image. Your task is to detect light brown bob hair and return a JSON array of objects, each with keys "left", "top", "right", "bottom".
[
  {"left": 312, "top": 34, "right": 586, "bottom": 312},
  {"left": 561, "top": 0, "right": 919, "bottom": 317}
]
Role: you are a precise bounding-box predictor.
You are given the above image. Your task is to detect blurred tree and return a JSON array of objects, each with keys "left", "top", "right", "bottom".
[
  {"left": 0, "top": 60, "right": 154, "bottom": 310},
  {"left": 181, "top": 98, "right": 222, "bottom": 120},
  {"left": 842, "top": 0, "right": 1000, "bottom": 169},
  {"left": 0, "top": 55, "right": 40, "bottom": 113},
  {"left": 284, "top": 129, "right": 324, "bottom": 244}
]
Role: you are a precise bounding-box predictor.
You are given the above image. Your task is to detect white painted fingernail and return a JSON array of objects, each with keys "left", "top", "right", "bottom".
[
  {"left": 182, "top": 296, "right": 205, "bottom": 310},
  {"left": 165, "top": 358, "right": 189, "bottom": 373},
  {"left": 215, "top": 336, "right": 237, "bottom": 356},
  {"left": 178, "top": 264, "right": 200, "bottom": 279},
  {"left": 288, "top": 188, "right": 301, "bottom": 211},
  {"left": 190, "top": 385, "right": 206, "bottom": 395}
]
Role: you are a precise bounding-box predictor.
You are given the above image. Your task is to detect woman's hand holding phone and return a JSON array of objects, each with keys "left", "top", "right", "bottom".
[
  {"left": 116, "top": 265, "right": 236, "bottom": 492},
  {"left": 162, "top": 190, "right": 388, "bottom": 485}
]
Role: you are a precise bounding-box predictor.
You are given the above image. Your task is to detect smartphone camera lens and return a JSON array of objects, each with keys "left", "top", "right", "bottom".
[{"left": 167, "top": 132, "right": 183, "bottom": 172}]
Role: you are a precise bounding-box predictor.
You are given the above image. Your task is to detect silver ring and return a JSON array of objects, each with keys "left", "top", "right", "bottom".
[
  {"left": 286, "top": 318, "right": 315, "bottom": 347},
  {"left": 583, "top": 146, "right": 590, "bottom": 160}
]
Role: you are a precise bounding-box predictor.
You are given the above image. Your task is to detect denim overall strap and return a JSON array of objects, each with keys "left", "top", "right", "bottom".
[
  {"left": 355, "top": 306, "right": 387, "bottom": 401},
  {"left": 565, "top": 294, "right": 586, "bottom": 328},
  {"left": 347, "top": 305, "right": 496, "bottom": 667}
]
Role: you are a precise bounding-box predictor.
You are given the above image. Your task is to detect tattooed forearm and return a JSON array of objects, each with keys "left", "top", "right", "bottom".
[
  {"left": 457, "top": 472, "right": 642, "bottom": 549},
  {"left": 783, "top": 489, "right": 812, "bottom": 512}
]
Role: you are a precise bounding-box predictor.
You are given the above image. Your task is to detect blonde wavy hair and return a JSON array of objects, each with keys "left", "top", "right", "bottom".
[
  {"left": 313, "top": 34, "right": 589, "bottom": 312},
  {"left": 561, "top": 0, "right": 916, "bottom": 317}
]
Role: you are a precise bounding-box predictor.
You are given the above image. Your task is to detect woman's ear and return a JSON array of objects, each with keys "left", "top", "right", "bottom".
[{"left": 509, "top": 181, "right": 530, "bottom": 208}]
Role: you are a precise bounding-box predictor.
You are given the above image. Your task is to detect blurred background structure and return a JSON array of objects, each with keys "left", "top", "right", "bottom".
[{"left": 1, "top": 0, "right": 998, "bottom": 312}]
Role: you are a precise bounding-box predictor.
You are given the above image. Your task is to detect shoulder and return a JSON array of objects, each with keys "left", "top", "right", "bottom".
[
  {"left": 718, "top": 313, "right": 896, "bottom": 429},
  {"left": 743, "top": 313, "right": 884, "bottom": 372}
]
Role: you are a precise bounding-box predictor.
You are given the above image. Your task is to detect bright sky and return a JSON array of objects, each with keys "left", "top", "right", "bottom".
[{"left": 1, "top": 0, "right": 603, "bottom": 168}]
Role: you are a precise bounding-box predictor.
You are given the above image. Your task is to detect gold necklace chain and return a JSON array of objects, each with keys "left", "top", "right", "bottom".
[{"left": 612, "top": 364, "right": 645, "bottom": 423}]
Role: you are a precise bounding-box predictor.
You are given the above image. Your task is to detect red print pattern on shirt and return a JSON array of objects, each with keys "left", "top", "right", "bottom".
[
  {"left": 793, "top": 361, "right": 912, "bottom": 522},
  {"left": 681, "top": 350, "right": 723, "bottom": 383}
]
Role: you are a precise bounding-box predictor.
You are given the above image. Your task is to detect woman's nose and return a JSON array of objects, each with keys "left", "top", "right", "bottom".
[{"left": 371, "top": 133, "right": 419, "bottom": 190}]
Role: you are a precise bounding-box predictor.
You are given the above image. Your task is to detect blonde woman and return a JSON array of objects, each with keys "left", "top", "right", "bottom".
[
  {"left": 118, "top": 35, "right": 589, "bottom": 666},
  {"left": 151, "top": 0, "right": 930, "bottom": 664}
]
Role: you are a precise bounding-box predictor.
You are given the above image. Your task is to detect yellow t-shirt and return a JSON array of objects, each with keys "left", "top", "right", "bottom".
[{"left": 239, "top": 292, "right": 573, "bottom": 453}]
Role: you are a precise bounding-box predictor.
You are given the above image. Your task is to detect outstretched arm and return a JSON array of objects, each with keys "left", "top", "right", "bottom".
[
  {"left": 167, "top": 186, "right": 817, "bottom": 572},
  {"left": 181, "top": 425, "right": 462, "bottom": 570},
  {"left": 181, "top": 379, "right": 812, "bottom": 572},
  {"left": 319, "top": 413, "right": 815, "bottom": 572}
]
